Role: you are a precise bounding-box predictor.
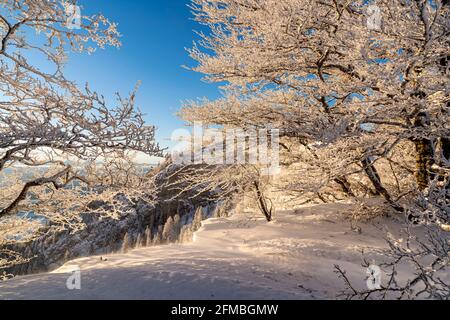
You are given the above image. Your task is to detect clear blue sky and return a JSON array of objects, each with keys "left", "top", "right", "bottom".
[{"left": 65, "top": 0, "right": 221, "bottom": 148}]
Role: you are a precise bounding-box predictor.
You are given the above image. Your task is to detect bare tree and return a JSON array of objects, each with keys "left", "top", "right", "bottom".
[
  {"left": 164, "top": 162, "right": 274, "bottom": 221},
  {"left": 0, "top": 0, "right": 162, "bottom": 218},
  {"left": 181, "top": 0, "right": 449, "bottom": 210},
  {"left": 179, "top": 0, "right": 449, "bottom": 298}
]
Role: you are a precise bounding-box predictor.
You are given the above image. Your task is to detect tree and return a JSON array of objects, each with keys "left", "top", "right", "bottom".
[
  {"left": 135, "top": 233, "right": 142, "bottom": 249},
  {"left": 153, "top": 225, "right": 163, "bottom": 245},
  {"left": 181, "top": 3, "right": 449, "bottom": 297},
  {"left": 144, "top": 226, "right": 152, "bottom": 247},
  {"left": 165, "top": 163, "right": 273, "bottom": 221},
  {"left": 121, "top": 232, "right": 131, "bottom": 253},
  {"left": 193, "top": 207, "right": 203, "bottom": 230},
  {"left": 0, "top": 0, "right": 162, "bottom": 218},
  {"left": 162, "top": 216, "right": 177, "bottom": 243},
  {"left": 173, "top": 214, "right": 181, "bottom": 239},
  {"left": 182, "top": 0, "right": 449, "bottom": 210}
]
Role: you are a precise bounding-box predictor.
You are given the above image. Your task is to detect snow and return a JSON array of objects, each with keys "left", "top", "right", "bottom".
[{"left": 0, "top": 203, "right": 402, "bottom": 300}]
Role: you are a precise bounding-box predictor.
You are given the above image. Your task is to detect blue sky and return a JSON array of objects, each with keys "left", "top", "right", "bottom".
[{"left": 65, "top": 0, "right": 221, "bottom": 148}]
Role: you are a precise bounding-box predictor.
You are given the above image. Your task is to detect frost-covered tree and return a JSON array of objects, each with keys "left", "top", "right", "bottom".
[
  {"left": 0, "top": 0, "right": 163, "bottom": 271},
  {"left": 162, "top": 216, "right": 177, "bottom": 243},
  {"left": 173, "top": 214, "right": 181, "bottom": 239},
  {"left": 153, "top": 225, "right": 163, "bottom": 245},
  {"left": 180, "top": 1, "right": 449, "bottom": 296},
  {"left": 166, "top": 163, "right": 273, "bottom": 221},
  {"left": 181, "top": 0, "right": 449, "bottom": 210},
  {"left": 0, "top": 0, "right": 162, "bottom": 218},
  {"left": 179, "top": 224, "right": 193, "bottom": 243},
  {"left": 193, "top": 207, "right": 203, "bottom": 230},
  {"left": 144, "top": 226, "right": 152, "bottom": 247},
  {"left": 135, "top": 233, "right": 142, "bottom": 249},
  {"left": 121, "top": 232, "right": 131, "bottom": 254}
]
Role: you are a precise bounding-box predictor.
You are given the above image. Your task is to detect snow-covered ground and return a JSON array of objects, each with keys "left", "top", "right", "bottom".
[{"left": 0, "top": 203, "right": 401, "bottom": 300}]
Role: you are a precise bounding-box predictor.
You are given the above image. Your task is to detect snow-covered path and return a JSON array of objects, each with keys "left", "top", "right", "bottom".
[{"left": 0, "top": 204, "right": 392, "bottom": 300}]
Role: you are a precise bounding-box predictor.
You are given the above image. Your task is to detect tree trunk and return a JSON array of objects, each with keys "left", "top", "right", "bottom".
[
  {"left": 253, "top": 181, "right": 272, "bottom": 222},
  {"left": 362, "top": 158, "right": 404, "bottom": 212},
  {"left": 414, "top": 138, "right": 435, "bottom": 190},
  {"left": 362, "top": 158, "right": 387, "bottom": 197},
  {"left": 334, "top": 177, "right": 355, "bottom": 197},
  {"left": 413, "top": 112, "right": 435, "bottom": 191}
]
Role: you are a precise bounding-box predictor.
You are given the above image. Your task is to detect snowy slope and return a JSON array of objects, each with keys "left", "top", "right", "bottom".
[{"left": 0, "top": 203, "right": 400, "bottom": 300}]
